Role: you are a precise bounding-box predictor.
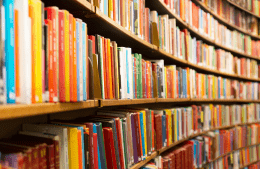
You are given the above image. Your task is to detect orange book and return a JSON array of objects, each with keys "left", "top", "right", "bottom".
[
  {"left": 166, "top": 114, "right": 169, "bottom": 146},
  {"left": 219, "top": 105, "right": 222, "bottom": 127},
  {"left": 72, "top": 18, "right": 77, "bottom": 102},
  {"left": 14, "top": 10, "right": 20, "bottom": 103},
  {"left": 103, "top": 38, "right": 108, "bottom": 99},
  {"left": 29, "top": 4, "right": 36, "bottom": 103},
  {"left": 69, "top": 14, "right": 75, "bottom": 102},
  {"left": 77, "top": 130, "right": 83, "bottom": 169},
  {"left": 107, "top": 39, "right": 113, "bottom": 99}
]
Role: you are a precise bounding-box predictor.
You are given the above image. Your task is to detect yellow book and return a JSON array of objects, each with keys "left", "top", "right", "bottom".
[
  {"left": 164, "top": 67, "right": 167, "bottom": 98},
  {"left": 108, "top": 0, "right": 113, "bottom": 18},
  {"left": 142, "top": 110, "right": 147, "bottom": 156},
  {"left": 64, "top": 11, "right": 70, "bottom": 102},
  {"left": 166, "top": 109, "right": 172, "bottom": 145},
  {"left": 30, "top": 0, "right": 42, "bottom": 103},
  {"left": 174, "top": 109, "right": 177, "bottom": 141},
  {"left": 68, "top": 127, "right": 79, "bottom": 169},
  {"left": 107, "top": 39, "right": 113, "bottom": 99}
]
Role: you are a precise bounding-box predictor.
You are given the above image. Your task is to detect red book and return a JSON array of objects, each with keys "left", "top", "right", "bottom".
[
  {"left": 45, "top": 19, "right": 54, "bottom": 103},
  {"left": 151, "top": 110, "right": 155, "bottom": 151},
  {"left": 154, "top": 114, "right": 162, "bottom": 150},
  {"left": 85, "top": 123, "right": 94, "bottom": 169},
  {"left": 88, "top": 35, "right": 96, "bottom": 54},
  {"left": 93, "top": 133, "right": 98, "bottom": 169},
  {"left": 45, "top": 7, "right": 59, "bottom": 102},
  {"left": 115, "top": 118, "right": 125, "bottom": 169},
  {"left": 134, "top": 113, "right": 142, "bottom": 161},
  {"left": 78, "top": 130, "right": 83, "bottom": 169},
  {"left": 146, "top": 61, "right": 150, "bottom": 98},
  {"left": 58, "top": 11, "right": 65, "bottom": 102},
  {"left": 103, "top": 127, "right": 117, "bottom": 169}
]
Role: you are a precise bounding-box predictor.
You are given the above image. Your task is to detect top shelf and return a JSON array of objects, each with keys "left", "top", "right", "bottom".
[
  {"left": 226, "top": 0, "right": 260, "bottom": 19},
  {"left": 193, "top": 0, "right": 260, "bottom": 40}
]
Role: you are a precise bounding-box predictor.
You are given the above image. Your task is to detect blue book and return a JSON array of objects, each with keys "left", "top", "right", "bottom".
[
  {"left": 82, "top": 23, "right": 87, "bottom": 101},
  {"left": 93, "top": 124, "right": 102, "bottom": 169},
  {"left": 126, "top": 49, "right": 130, "bottom": 98},
  {"left": 104, "top": 0, "right": 108, "bottom": 16},
  {"left": 95, "top": 122, "right": 107, "bottom": 169},
  {"left": 4, "top": 0, "right": 15, "bottom": 103},
  {"left": 178, "top": 71, "right": 180, "bottom": 98},
  {"left": 139, "top": 112, "right": 145, "bottom": 159},
  {"left": 76, "top": 21, "right": 80, "bottom": 101},
  {"left": 162, "top": 115, "right": 166, "bottom": 147}
]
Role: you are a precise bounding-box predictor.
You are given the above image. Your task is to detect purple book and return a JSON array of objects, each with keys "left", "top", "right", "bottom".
[
  {"left": 4, "top": 153, "right": 18, "bottom": 169},
  {"left": 131, "top": 114, "right": 138, "bottom": 163}
]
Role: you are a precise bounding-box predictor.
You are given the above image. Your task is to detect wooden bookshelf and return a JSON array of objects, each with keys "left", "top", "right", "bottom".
[
  {"left": 130, "top": 152, "right": 158, "bottom": 169},
  {"left": 193, "top": 0, "right": 260, "bottom": 40},
  {"left": 226, "top": 0, "right": 260, "bottom": 19},
  {"left": 239, "top": 160, "right": 260, "bottom": 169},
  {"left": 146, "top": 0, "right": 260, "bottom": 61},
  {"left": 203, "top": 143, "right": 260, "bottom": 167},
  {"left": 0, "top": 100, "right": 97, "bottom": 120}
]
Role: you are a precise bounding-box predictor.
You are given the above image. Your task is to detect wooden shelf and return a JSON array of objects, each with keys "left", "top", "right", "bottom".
[
  {"left": 0, "top": 100, "right": 97, "bottom": 120},
  {"left": 129, "top": 152, "right": 158, "bottom": 169},
  {"left": 193, "top": 0, "right": 260, "bottom": 40},
  {"left": 239, "top": 160, "right": 260, "bottom": 169},
  {"left": 0, "top": 99, "right": 258, "bottom": 120},
  {"left": 203, "top": 143, "right": 260, "bottom": 167},
  {"left": 100, "top": 98, "right": 157, "bottom": 107},
  {"left": 227, "top": 0, "right": 260, "bottom": 19}
]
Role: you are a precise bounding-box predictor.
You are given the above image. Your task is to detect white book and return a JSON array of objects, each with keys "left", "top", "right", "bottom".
[
  {"left": 15, "top": 0, "right": 31, "bottom": 104},
  {"left": 149, "top": 60, "right": 165, "bottom": 98},
  {"left": 22, "top": 123, "right": 68, "bottom": 169},
  {"left": 76, "top": 19, "right": 83, "bottom": 101},
  {"left": 118, "top": 47, "right": 127, "bottom": 99}
]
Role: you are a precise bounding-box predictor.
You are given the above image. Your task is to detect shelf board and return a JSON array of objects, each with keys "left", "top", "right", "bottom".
[
  {"left": 129, "top": 152, "right": 158, "bottom": 169},
  {"left": 156, "top": 98, "right": 190, "bottom": 103},
  {"left": 227, "top": 0, "right": 260, "bottom": 19},
  {"left": 239, "top": 160, "right": 260, "bottom": 169},
  {"left": 193, "top": 0, "right": 260, "bottom": 40},
  {"left": 100, "top": 98, "right": 157, "bottom": 107},
  {"left": 0, "top": 100, "right": 97, "bottom": 120}
]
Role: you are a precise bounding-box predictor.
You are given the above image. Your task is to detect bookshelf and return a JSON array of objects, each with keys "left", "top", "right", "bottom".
[
  {"left": 226, "top": 0, "right": 260, "bottom": 19},
  {"left": 193, "top": 0, "right": 260, "bottom": 39},
  {"left": 0, "top": 0, "right": 260, "bottom": 168}
]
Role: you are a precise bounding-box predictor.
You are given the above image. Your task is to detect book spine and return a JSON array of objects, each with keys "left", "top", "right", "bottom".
[
  {"left": 58, "top": 11, "right": 65, "bottom": 102},
  {"left": 4, "top": 0, "right": 15, "bottom": 103},
  {"left": 69, "top": 14, "right": 74, "bottom": 102},
  {"left": 82, "top": 22, "right": 87, "bottom": 101}
]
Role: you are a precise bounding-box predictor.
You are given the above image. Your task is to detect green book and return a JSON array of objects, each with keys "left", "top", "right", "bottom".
[
  {"left": 121, "top": 119, "right": 128, "bottom": 168},
  {"left": 134, "top": 53, "right": 139, "bottom": 99}
]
